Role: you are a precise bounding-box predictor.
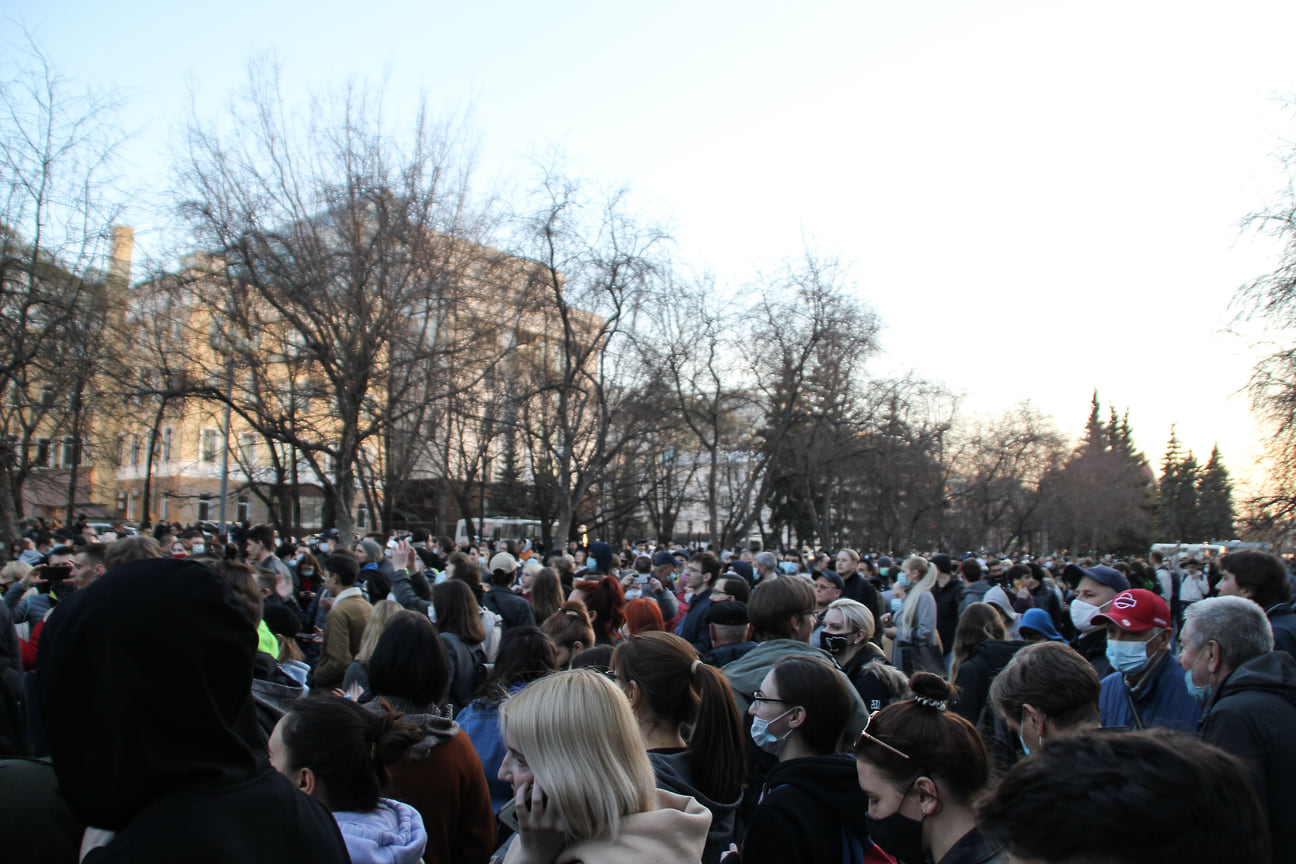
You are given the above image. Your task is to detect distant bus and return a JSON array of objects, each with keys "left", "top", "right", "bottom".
[{"left": 456, "top": 516, "right": 554, "bottom": 546}]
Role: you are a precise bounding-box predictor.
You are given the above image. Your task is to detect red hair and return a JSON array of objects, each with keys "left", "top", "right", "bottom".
[
  {"left": 624, "top": 597, "right": 665, "bottom": 635},
  {"left": 573, "top": 575, "right": 627, "bottom": 641}
]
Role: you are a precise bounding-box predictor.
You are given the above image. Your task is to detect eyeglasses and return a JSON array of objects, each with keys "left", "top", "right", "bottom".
[
  {"left": 855, "top": 710, "right": 910, "bottom": 760},
  {"left": 752, "top": 690, "right": 791, "bottom": 705}
]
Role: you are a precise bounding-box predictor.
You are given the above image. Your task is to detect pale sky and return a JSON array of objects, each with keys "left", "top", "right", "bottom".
[{"left": 9, "top": 0, "right": 1296, "bottom": 496}]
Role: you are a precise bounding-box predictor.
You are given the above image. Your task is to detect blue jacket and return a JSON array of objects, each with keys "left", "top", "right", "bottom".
[
  {"left": 675, "top": 588, "right": 713, "bottom": 654},
  {"left": 1099, "top": 652, "right": 1201, "bottom": 733},
  {"left": 1266, "top": 603, "right": 1296, "bottom": 659}
]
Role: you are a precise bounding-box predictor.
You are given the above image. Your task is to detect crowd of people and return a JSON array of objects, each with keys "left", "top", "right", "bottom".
[{"left": 2, "top": 516, "right": 1293, "bottom": 864}]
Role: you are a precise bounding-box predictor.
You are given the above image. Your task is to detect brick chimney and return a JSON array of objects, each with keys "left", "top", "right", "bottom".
[{"left": 108, "top": 225, "right": 134, "bottom": 288}]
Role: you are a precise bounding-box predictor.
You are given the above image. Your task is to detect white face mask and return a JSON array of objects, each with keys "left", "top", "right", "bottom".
[
  {"left": 624, "top": 588, "right": 642, "bottom": 601},
  {"left": 191, "top": 543, "right": 205, "bottom": 554},
  {"left": 1070, "top": 598, "right": 1102, "bottom": 632}
]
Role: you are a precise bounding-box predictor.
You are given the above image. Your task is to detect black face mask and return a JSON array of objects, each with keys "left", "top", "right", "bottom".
[{"left": 820, "top": 631, "right": 850, "bottom": 654}]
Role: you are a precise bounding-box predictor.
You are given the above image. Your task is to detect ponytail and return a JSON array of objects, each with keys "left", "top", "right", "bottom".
[
  {"left": 279, "top": 695, "right": 422, "bottom": 812},
  {"left": 689, "top": 661, "right": 746, "bottom": 802},
  {"left": 612, "top": 632, "right": 745, "bottom": 803}
]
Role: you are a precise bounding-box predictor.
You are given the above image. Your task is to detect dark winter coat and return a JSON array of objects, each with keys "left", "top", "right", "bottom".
[
  {"left": 1201, "top": 651, "right": 1296, "bottom": 864},
  {"left": 952, "top": 640, "right": 1027, "bottom": 725},
  {"left": 723, "top": 753, "right": 895, "bottom": 864},
  {"left": 1071, "top": 628, "right": 1114, "bottom": 680},
  {"left": 932, "top": 577, "right": 964, "bottom": 656},
  {"left": 482, "top": 584, "right": 536, "bottom": 633},
  {"left": 36, "top": 558, "right": 349, "bottom": 863},
  {"left": 842, "top": 641, "right": 909, "bottom": 714},
  {"left": 1098, "top": 652, "right": 1200, "bottom": 733},
  {"left": 1265, "top": 603, "right": 1296, "bottom": 659}
]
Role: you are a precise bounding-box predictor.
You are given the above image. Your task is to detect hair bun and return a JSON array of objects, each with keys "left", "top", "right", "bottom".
[{"left": 909, "top": 671, "right": 954, "bottom": 709}]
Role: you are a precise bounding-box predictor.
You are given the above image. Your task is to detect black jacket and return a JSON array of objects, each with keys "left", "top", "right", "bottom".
[
  {"left": 932, "top": 577, "right": 963, "bottom": 655},
  {"left": 482, "top": 584, "right": 536, "bottom": 632},
  {"left": 1201, "top": 651, "right": 1296, "bottom": 864},
  {"left": 1071, "top": 628, "right": 1114, "bottom": 680},
  {"left": 952, "top": 640, "right": 1027, "bottom": 725},
  {"left": 1266, "top": 603, "right": 1296, "bottom": 659},
  {"left": 725, "top": 753, "right": 893, "bottom": 864},
  {"left": 842, "top": 573, "right": 883, "bottom": 640},
  {"left": 842, "top": 642, "right": 908, "bottom": 714}
]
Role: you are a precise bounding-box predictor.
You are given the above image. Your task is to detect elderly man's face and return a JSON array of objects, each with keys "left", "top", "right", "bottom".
[{"left": 814, "top": 576, "right": 841, "bottom": 607}]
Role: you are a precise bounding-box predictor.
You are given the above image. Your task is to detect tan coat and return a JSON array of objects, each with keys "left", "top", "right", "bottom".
[{"left": 314, "top": 592, "right": 371, "bottom": 689}]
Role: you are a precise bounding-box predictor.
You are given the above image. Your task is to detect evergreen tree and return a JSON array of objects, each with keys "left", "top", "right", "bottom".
[
  {"left": 1197, "top": 444, "right": 1235, "bottom": 540},
  {"left": 489, "top": 425, "right": 533, "bottom": 516},
  {"left": 1157, "top": 427, "right": 1201, "bottom": 540},
  {"left": 1048, "top": 392, "right": 1154, "bottom": 554}
]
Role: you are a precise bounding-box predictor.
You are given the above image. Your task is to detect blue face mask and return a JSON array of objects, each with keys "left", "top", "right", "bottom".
[
  {"left": 1183, "top": 647, "right": 1213, "bottom": 705},
  {"left": 1105, "top": 639, "right": 1152, "bottom": 676},
  {"left": 1019, "top": 711, "right": 1037, "bottom": 756},
  {"left": 750, "top": 707, "right": 795, "bottom": 755}
]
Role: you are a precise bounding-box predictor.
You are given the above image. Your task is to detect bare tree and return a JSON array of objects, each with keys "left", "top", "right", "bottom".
[
  {"left": 0, "top": 38, "right": 127, "bottom": 543},
  {"left": 1234, "top": 113, "right": 1296, "bottom": 533},
  {"left": 721, "top": 254, "right": 882, "bottom": 549},
  {"left": 947, "top": 402, "right": 1066, "bottom": 552},
  {"left": 173, "top": 66, "right": 506, "bottom": 544},
  {"left": 508, "top": 167, "right": 669, "bottom": 547}
]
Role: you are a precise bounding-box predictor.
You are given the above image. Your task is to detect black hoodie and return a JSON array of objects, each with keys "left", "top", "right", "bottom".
[
  {"left": 1201, "top": 650, "right": 1296, "bottom": 864},
  {"left": 727, "top": 752, "right": 901, "bottom": 864},
  {"left": 36, "top": 557, "right": 349, "bottom": 863}
]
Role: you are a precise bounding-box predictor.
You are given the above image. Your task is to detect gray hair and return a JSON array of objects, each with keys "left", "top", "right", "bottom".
[
  {"left": 826, "top": 598, "right": 875, "bottom": 639},
  {"left": 754, "top": 551, "right": 778, "bottom": 571},
  {"left": 1184, "top": 596, "right": 1274, "bottom": 668}
]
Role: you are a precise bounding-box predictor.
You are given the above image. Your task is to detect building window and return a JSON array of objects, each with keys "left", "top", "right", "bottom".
[
  {"left": 197, "top": 495, "right": 213, "bottom": 522},
  {"left": 239, "top": 432, "right": 257, "bottom": 467},
  {"left": 356, "top": 503, "right": 369, "bottom": 530},
  {"left": 116, "top": 491, "right": 127, "bottom": 515},
  {"left": 158, "top": 492, "right": 168, "bottom": 521},
  {"left": 34, "top": 438, "right": 50, "bottom": 467},
  {"left": 60, "top": 437, "right": 75, "bottom": 468},
  {"left": 200, "top": 429, "right": 218, "bottom": 465},
  {"left": 127, "top": 492, "right": 138, "bottom": 520},
  {"left": 40, "top": 382, "right": 55, "bottom": 406},
  {"left": 161, "top": 427, "right": 172, "bottom": 462},
  {"left": 129, "top": 434, "right": 140, "bottom": 466},
  {"left": 236, "top": 496, "right": 250, "bottom": 523}
]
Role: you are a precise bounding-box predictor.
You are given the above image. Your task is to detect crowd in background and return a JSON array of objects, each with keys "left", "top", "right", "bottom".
[{"left": 1, "top": 514, "right": 1293, "bottom": 864}]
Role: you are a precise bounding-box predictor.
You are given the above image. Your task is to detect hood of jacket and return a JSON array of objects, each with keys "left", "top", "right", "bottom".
[
  {"left": 764, "top": 753, "right": 874, "bottom": 841},
  {"left": 37, "top": 557, "right": 263, "bottom": 830},
  {"left": 722, "top": 639, "right": 835, "bottom": 710},
  {"left": 362, "top": 696, "right": 459, "bottom": 760},
  {"left": 1214, "top": 650, "right": 1296, "bottom": 711},
  {"left": 333, "top": 797, "right": 427, "bottom": 864},
  {"left": 968, "top": 639, "right": 1028, "bottom": 669},
  {"left": 649, "top": 748, "right": 738, "bottom": 856},
  {"left": 251, "top": 651, "right": 308, "bottom": 734},
  {"left": 556, "top": 788, "right": 710, "bottom": 864}
]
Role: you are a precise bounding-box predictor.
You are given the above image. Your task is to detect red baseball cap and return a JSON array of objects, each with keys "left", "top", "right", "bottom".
[{"left": 1093, "top": 589, "right": 1170, "bottom": 632}]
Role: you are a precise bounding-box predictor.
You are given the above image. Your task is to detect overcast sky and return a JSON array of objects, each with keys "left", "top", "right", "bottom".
[{"left": 9, "top": 0, "right": 1296, "bottom": 495}]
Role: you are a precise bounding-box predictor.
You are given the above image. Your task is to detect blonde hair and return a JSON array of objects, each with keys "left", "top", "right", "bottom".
[
  {"left": 826, "top": 597, "right": 875, "bottom": 639},
  {"left": 1, "top": 560, "right": 32, "bottom": 586},
  {"left": 900, "top": 555, "right": 939, "bottom": 633},
  {"left": 356, "top": 599, "right": 402, "bottom": 664},
  {"left": 500, "top": 668, "right": 655, "bottom": 844}
]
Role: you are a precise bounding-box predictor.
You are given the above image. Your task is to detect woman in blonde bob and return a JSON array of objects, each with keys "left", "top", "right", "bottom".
[{"left": 497, "top": 668, "right": 709, "bottom": 864}]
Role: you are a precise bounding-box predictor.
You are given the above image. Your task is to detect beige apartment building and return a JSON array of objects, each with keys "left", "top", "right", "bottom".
[{"left": 106, "top": 231, "right": 598, "bottom": 536}]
